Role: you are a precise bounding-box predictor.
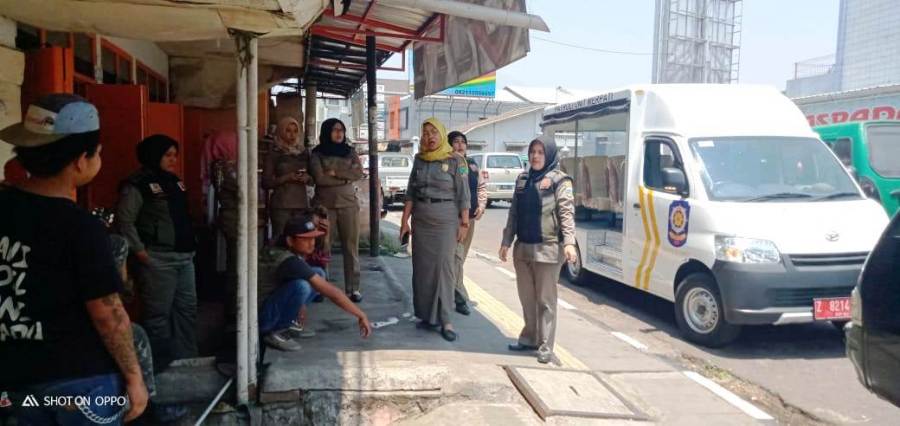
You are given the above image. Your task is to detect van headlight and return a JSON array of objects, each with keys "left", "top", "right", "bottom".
[{"left": 714, "top": 236, "right": 782, "bottom": 264}]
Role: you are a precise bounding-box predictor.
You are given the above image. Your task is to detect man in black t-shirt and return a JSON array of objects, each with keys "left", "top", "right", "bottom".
[
  {"left": 260, "top": 216, "right": 372, "bottom": 351},
  {"left": 0, "top": 94, "right": 147, "bottom": 424}
]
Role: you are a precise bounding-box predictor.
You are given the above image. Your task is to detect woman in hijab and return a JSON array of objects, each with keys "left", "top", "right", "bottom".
[
  {"left": 310, "top": 118, "right": 365, "bottom": 302},
  {"left": 263, "top": 117, "right": 311, "bottom": 239},
  {"left": 117, "top": 134, "right": 197, "bottom": 366},
  {"left": 499, "top": 137, "right": 577, "bottom": 363},
  {"left": 399, "top": 118, "right": 471, "bottom": 341},
  {"left": 448, "top": 130, "right": 487, "bottom": 316}
]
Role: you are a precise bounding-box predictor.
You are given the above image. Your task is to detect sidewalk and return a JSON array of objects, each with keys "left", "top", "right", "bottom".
[{"left": 195, "top": 220, "right": 767, "bottom": 425}]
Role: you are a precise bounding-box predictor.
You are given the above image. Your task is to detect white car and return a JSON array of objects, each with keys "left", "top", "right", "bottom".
[
  {"left": 362, "top": 153, "right": 413, "bottom": 206},
  {"left": 467, "top": 152, "right": 525, "bottom": 206}
]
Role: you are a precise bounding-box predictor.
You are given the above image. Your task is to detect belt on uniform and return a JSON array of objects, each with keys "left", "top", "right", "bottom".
[{"left": 416, "top": 197, "right": 453, "bottom": 203}]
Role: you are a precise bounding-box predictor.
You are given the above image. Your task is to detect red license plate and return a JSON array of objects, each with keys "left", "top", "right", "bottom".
[{"left": 813, "top": 297, "right": 851, "bottom": 320}]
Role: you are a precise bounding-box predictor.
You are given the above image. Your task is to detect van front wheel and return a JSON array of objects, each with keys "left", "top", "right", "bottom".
[
  {"left": 561, "top": 242, "right": 586, "bottom": 286},
  {"left": 674, "top": 273, "right": 741, "bottom": 348}
]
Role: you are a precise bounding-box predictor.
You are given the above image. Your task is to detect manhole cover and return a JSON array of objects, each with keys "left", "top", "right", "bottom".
[{"left": 505, "top": 366, "right": 649, "bottom": 421}]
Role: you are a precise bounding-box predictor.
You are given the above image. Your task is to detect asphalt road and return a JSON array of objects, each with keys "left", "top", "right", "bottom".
[{"left": 387, "top": 202, "right": 899, "bottom": 424}]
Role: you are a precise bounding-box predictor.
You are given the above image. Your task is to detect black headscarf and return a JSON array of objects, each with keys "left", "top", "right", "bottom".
[
  {"left": 527, "top": 137, "right": 559, "bottom": 181},
  {"left": 137, "top": 134, "right": 179, "bottom": 174},
  {"left": 447, "top": 131, "right": 467, "bottom": 146},
  {"left": 313, "top": 118, "right": 352, "bottom": 157}
]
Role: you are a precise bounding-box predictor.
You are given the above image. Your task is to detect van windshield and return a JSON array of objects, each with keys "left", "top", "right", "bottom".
[
  {"left": 866, "top": 124, "right": 900, "bottom": 178},
  {"left": 689, "top": 137, "right": 862, "bottom": 202}
]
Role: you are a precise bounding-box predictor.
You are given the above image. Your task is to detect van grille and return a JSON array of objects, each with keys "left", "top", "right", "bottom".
[
  {"left": 771, "top": 287, "right": 854, "bottom": 307},
  {"left": 787, "top": 252, "right": 869, "bottom": 268}
]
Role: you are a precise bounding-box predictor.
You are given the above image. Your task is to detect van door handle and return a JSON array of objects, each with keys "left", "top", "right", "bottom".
[{"left": 632, "top": 203, "right": 641, "bottom": 209}]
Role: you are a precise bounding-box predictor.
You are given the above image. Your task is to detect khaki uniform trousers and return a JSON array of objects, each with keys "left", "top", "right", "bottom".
[
  {"left": 325, "top": 205, "right": 360, "bottom": 293},
  {"left": 454, "top": 221, "right": 477, "bottom": 304},
  {"left": 513, "top": 256, "right": 561, "bottom": 351}
]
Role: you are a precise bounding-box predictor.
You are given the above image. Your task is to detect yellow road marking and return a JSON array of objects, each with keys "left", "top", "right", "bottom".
[
  {"left": 464, "top": 276, "right": 589, "bottom": 370},
  {"left": 635, "top": 187, "right": 652, "bottom": 289},
  {"left": 643, "top": 189, "right": 662, "bottom": 290}
]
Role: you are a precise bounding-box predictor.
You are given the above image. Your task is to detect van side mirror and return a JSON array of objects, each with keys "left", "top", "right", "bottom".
[{"left": 661, "top": 167, "right": 688, "bottom": 196}]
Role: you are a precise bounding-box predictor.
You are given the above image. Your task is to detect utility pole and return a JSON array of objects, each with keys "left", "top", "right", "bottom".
[{"left": 366, "top": 35, "right": 379, "bottom": 257}]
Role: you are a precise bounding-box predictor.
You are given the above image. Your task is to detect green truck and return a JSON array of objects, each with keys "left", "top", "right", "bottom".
[{"left": 814, "top": 121, "right": 900, "bottom": 216}]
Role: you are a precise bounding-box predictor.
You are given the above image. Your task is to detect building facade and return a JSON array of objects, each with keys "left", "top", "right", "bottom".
[
  {"left": 786, "top": 0, "right": 900, "bottom": 97},
  {"left": 461, "top": 105, "right": 546, "bottom": 153},
  {"left": 395, "top": 95, "right": 527, "bottom": 142},
  {"left": 1, "top": 19, "right": 171, "bottom": 179},
  {"left": 350, "top": 78, "right": 409, "bottom": 143}
]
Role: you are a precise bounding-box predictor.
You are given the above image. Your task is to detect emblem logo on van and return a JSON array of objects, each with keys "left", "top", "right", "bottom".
[{"left": 825, "top": 231, "right": 840, "bottom": 242}]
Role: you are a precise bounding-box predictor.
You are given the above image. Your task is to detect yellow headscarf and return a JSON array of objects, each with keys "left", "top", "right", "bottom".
[{"left": 418, "top": 117, "right": 453, "bottom": 162}]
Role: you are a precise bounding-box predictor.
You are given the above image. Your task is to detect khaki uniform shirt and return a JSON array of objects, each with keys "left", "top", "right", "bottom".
[
  {"left": 262, "top": 148, "right": 311, "bottom": 210},
  {"left": 406, "top": 154, "right": 471, "bottom": 213},
  {"left": 310, "top": 150, "right": 364, "bottom": 209}
]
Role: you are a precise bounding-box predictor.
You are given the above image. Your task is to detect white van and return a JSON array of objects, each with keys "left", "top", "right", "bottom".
[{"left": 545, "top": 85, "right": 889, "bottom": 347}]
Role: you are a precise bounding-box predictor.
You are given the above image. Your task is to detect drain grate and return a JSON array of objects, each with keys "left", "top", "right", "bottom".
[{"left": 505, "top": 366, "right": 649, "bottom": 421}]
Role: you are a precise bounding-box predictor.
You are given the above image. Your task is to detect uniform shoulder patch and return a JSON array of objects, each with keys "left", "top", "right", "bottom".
[
  {"left": 453, "top": 155, "right": 468, "bottom": 175},
  {"left": 548, "top": 169, "right": 568, "bottom": 184},
  {"left": 559, "top": 179, "right": 574, "bottom": 198}
]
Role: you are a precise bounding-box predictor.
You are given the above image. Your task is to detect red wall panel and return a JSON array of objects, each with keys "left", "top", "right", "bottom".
[
  {"left": 148, "top": 102, "right": 185, "bottom": 178},
  {"left": 84, "top": 84, "right": 147, "bottom": 210}
]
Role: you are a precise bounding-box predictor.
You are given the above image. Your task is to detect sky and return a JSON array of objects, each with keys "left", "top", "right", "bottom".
[{"left": 380, "top": 0, "right": 841, "bottom": 92}]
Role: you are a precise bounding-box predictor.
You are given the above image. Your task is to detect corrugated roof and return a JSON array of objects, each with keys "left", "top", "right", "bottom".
[{"left": 461, "top": 104, "right": 547, "bottom": 133}]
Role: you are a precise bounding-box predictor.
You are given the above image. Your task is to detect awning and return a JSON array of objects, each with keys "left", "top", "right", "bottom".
[
  {"left": 304, "top": 3, "right": 440, "bottom": 97},
  {"left": 2, "top": 0, "right": 548, "bottom": 103},
  {"left": 304, "top": 0, "right": 549, "bottom": 98},
  {"left": 0, "top": 0, "right": 328, "bottom": 107},
  {"left": 0, "top": 0, "right": 317, "bottom": 42}
]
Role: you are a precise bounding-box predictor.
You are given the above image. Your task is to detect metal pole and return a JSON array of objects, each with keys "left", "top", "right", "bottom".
[
  {"left": 448, "top": 96, "right": 455, "bottom": 130},
  {"left": 305, "top": 81, "right": 318, "bottom": 147},
  {"left": 233, "top": 34, "right": 250, "bottom": 406},
  {"left": 193, "top": 378, "right": 234, "bottom": 426},
  {"left": 366, "top": 35, "right": 380, "bottom": 257},
  {"left": 246, "top": 36, "right": 260, "bottom": 397},
  {"left": 573, "top": 119, "right": 579, "bottom": 196}
]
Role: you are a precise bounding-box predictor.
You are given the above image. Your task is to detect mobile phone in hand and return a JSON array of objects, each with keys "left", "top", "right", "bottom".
[{"left": 400, "top": 231, "right": 410, "bottom": 247}]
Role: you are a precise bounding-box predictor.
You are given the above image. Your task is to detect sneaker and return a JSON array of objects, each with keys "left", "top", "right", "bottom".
[
  {"left": 349, "top": 291, "right": 363, "bottom": 303},
  {"left": 288, "top": 321, "right": 316, "bottom": 338},
  {"left": 263, "top": 330, "right": 302, "bottom": 352}
]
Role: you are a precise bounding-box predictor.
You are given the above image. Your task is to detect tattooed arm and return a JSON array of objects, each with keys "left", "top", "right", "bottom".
[{"left": 86, "top": 293, "right": 148, "bottom": 421}]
